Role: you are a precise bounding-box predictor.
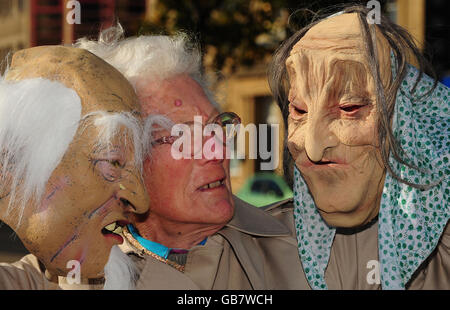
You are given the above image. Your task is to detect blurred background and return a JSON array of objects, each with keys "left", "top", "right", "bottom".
[{"left": 0, "top": 0, "right": 448, "bottom": 262}]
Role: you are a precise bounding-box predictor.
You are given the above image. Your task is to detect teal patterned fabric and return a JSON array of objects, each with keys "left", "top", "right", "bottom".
[{"left": 293, "top": 63, "right": 450, "bottom": 290}]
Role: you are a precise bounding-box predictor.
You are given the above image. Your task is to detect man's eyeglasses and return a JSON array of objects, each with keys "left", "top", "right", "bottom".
[{"left": 151, "top": 112, "right": 241, "bottom": 156}]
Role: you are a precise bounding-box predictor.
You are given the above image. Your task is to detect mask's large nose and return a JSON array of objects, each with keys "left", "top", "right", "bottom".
[
  {"left": 304, "top": 113, "right": 339, "bottom": 162},
  {"left": 117, "top": 167, "right": 149, "bottom": 215}
]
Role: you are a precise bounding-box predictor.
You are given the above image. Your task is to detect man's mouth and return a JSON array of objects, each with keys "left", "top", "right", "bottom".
[{"left": 198, "top": 178, "right": 226, "bottom": 191}]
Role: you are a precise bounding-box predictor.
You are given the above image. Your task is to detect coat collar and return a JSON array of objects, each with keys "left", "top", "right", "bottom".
[
  {"left": 120, "top": 196, "right": 293, "bottom": 290},
  {"left": 218, "top": 197, "right": 292, "bottom": 289},
  {"left": 225, "top": 196, "right": 291, "bottom": 237},
  {"left": 120, "top": 196, "right": 291, "bottom": 258}
]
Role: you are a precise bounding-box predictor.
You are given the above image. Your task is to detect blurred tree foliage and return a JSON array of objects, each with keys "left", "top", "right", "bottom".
[{"left": 138, "top": 0, "right": 380, "bottom": 77}]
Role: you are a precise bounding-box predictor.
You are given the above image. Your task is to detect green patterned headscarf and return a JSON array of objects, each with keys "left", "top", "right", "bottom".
[{"left": 293, "top": 63, "right": 450, "bottom": 290}]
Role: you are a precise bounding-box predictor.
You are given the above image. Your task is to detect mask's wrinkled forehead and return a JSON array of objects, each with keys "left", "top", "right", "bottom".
[
  {"left": 5, "top": 46, "right": 140, "bottom": 116},
  {"left": 287, "top": 13, "right": 391, "bottom": 91},
  {"left": 292, "top": 13, "right": 365, "bottom": 54}
]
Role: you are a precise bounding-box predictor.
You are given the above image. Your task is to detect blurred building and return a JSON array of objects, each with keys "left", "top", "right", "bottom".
[
  {"left": 218, "top": 65, "right": 286, "bottom": 190},
  {"left": 0, "top": 0, "right": 147, "bottom": 71},
  {"left": 0, "top": 0, "right": 29, "bottom": 68}
]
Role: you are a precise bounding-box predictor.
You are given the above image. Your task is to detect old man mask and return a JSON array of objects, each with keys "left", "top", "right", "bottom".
[{"left": 0, "top": 46, "right": 150, "bottom": 281}]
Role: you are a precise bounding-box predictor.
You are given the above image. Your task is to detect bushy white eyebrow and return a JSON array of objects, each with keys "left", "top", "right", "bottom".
[{"left": 82, "top": 111, "right": 146, "bottom": 175}]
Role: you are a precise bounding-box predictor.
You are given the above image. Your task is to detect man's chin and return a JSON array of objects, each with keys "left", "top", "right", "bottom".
[{"left": 204, "top": 197, "right": 234, "bottom": 224}]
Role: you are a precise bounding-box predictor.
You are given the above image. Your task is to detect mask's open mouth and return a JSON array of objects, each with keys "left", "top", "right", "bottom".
[{"left": 101, "top": 220, "right": 128, "bottom": 236}]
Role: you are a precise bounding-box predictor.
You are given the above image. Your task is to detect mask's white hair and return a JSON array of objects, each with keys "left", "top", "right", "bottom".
[
  {"left": 0, "top": 77, "right": 147, "bottom": 229},
  {"left": 0, "top": 77, "right": 81, "bottom": 227},
  {"left": 103, "top": 245, "right": 138, "bottom": 290},
  {"left": 74, "top": 24, "right": 220, "bottom": 110}
]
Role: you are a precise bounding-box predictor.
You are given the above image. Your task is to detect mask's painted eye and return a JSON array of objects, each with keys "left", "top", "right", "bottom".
[
  {"left": 109, "top": 160, "right": 123, "bottom": 168},
  {"left": 92, "top": 159, "right": 124, "bottom": 182}
]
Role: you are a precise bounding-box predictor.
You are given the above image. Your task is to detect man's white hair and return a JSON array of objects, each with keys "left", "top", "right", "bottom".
[
  {"left": 74, "top": 24, "right": 219, "bottom": 110},
  {"left": 0, "top": 76, "right": 146, "bottom": 228}
]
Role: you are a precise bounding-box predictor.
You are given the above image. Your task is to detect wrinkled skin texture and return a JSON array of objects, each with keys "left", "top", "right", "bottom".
[
  {"left": 133, "top": 74, "right": 235, "bottom": 249},
  {"left": 0, "top": 46, "right": 149, "bottom": 280},
  {"left": 286, "top": 13, "right": 391, "bottom": 228}
]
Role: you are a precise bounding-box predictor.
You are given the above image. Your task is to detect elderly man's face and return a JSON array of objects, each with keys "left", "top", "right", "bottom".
[
  {"left": 286, "top": 13, "right": 390, "bottom": 228},
  {"left": 135, "top": 74, "right": 235, "bottom": 230},
  {"left": 2, "top": 46, "right": 149, "bottom": 279}
]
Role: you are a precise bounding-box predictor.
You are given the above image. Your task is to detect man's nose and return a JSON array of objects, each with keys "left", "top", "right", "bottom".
[
  {"left": 304, "top": 114, "right": 338, "bottom": 162},
  {"left": 117, "top": 168, "right": 149, "bottom": 214},
  {"left": 196, "top": 133, "right": 226, "bottom": 164}
]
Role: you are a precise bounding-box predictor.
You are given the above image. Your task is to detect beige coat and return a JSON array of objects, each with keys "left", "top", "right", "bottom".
[
  {"left": 123, "top": 197, "right": 450, "bottom": 290},
  {"left": 0, "top": 254, "right": 103, "bottom": 289},
  {"left": 0, "top": 197, "right": 308, "bottom": 290},
  {"left": 120, "top": 197, "right": 309, "bottom": 289},
  {"left": 0, "top": 254, "right": 57, "bottom": 290},
  {"left": 1, "top": 197, "right": 448, "bottom": 289},
  {"left": 270, "top": 200, "right": 450, "bottom": 289}
]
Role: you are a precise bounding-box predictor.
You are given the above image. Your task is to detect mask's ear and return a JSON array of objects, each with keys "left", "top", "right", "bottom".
[
  {"left": 0, "top": 156, "right": 14, "bottom": 221},
  {"left": 0, "top": 152, "right": 12, "bottom": 194},
  {"left": 0, "top": 178, "right": 13, "bottom": 230}
]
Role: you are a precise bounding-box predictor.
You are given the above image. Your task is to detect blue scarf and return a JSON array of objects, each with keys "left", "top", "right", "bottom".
[{"left": 127, "top": 224, "right": 207, "bottom": 258}]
